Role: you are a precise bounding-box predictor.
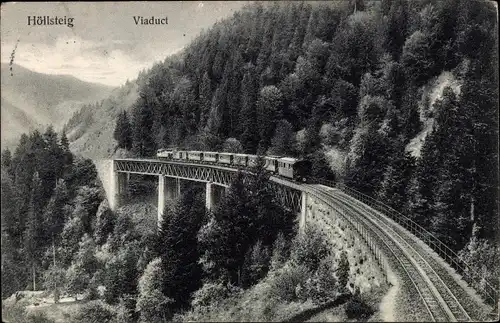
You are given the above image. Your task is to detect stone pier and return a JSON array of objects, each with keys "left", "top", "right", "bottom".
[
  {"left": 205, "top": 182, "right": 226, "bottom": 211},
  {"left": 158, "top": 176, "right": 181, "bottom": 225},
  {"left": 109, "top": 169, "right": 129, "bottom": 211}
]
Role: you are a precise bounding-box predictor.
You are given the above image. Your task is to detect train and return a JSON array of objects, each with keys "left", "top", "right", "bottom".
[{"left": 156, "top": 148, "right": 311, "bottom": 181}]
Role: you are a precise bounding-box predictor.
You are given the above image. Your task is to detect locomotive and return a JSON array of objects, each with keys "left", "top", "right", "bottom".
[{"left": 156, "top": 149, "right": 311, "bottom": 182}]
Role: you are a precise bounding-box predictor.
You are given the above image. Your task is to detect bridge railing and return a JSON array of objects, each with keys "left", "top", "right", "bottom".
[{"left": 309, "top": 177, "right": 497, "bottom": 305}]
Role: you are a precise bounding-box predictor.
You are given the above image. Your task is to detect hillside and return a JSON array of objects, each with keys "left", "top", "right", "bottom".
[
  {"left": 1, "top": 63, "right": 113, "bottom": 148},
  {"left": 69, "top": 0, "right": 497, "bottom": 279},
  {"left": 65, "top": 80, "right": 139, "bottom": 159}
]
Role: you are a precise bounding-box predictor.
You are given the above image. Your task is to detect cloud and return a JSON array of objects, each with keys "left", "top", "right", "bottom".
[{"left": 1, "top": 35, "right": 181, "bottom": 87}]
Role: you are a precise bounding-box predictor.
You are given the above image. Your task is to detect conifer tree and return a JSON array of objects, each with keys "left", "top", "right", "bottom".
[
  {"left": 60, "top": 129, "right": 73, "bottom": 168},
  {"left": 256, "top": 85, "right": 283, "bottom": 152},
  {"left": 1, "top": 148, "right": 12, "bottom": 170},
  {"left": 378, "top": 150, "right": 416, "bottom": 211},
  {"left": 198, "top": 72, "right": 212, "bottom": 130},
  {"left": 159, "top": 188, "right": 205, "bottom": 310},
  {"left": 239, "top": 69, "right": 260, "bottom": 153},
  {"left": 268, "top": 119, "right": 295, "bottom": 156},
  {"left": 114, "top": 110, "right": 133, "bottom": 150},
  {"left": 132, "top": 95, "right": 156, "bottom": 157},
  {"left": 24, "top": 172, "right": 44, "bottom": 290},
  {"left": 43, "top": 179, "right": 70, "bottom": 242}
]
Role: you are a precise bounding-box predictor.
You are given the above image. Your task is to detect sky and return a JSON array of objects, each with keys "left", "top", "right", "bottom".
[{"left": 0, "top": 1, "right": 250, "bottom": 87}]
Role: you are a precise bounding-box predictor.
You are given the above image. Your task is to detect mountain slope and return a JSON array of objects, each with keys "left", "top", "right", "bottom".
[
  {"left": 1, "top": 63, "right": 113, "bottom": 147},
  {"left": 66, "top": 80, "right": 139, "bottom": 159}
]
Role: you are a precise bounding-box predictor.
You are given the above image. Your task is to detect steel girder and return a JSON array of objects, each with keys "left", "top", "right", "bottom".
[
  {"left": 114, "top": 159, "right": 234, "bottom": 187},
  {"left": 113, "top": 159, "right": 303, "bottom": 213},
  {"left": 268, "top": 180, "right": 302, "bottom": 214}
]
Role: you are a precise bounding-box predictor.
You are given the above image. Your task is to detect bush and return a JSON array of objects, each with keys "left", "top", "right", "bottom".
[
  {"left": 270, "top": 231, "right": 289, "bottom": 271},
  {"left": 2, "top": 303, "right": 30, "bottom": 323},
  {"left": 136, "top": 258, "right": 172, "bottom": 323},
  {"left": 337, "top": 251, "right": 350, "bottom": 293},
  {"left": 290, "top": 224, "right": 330, "bottom": 272},
  {"left": 268, "top": 263, "right": 311, "bottom": 302},
  {"left": 26, "top": 312, "right": 55, "bottom": 323},
  {"left": 70, "top": 300, "right": 116, "bottom": 323},
  {"left": 302, "top": 256, "right": 338, "bottom": 304},
  {"left": 191, "top": 281, "right": 242, "bottom": 312},
  {"left": 345, "top": 295, "right": 374, "bottom": 320},
  {"left": 242, "top": 240, "right": 271, "bottom": 287}
]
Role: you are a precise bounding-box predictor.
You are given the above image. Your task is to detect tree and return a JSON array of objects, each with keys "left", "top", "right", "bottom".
[
  {"left": 114, "top": 110, "right": 133, "bottom": 150},
  {"left": 43, "top": 265, "right": 66, "bottom": 303},
  {"left": 270, "top": 231, "right": 289, "bottom": 271},
  {"left": 59, "top": 206, "right": 86, "bottom": 267},
  {"left": 1, "top": 231, "right": 27, "bottom": 299},
  {"left": 290, "top": 224, "right": 330, "bottom": 272},
  {"left": 268, "top": 119, "right": 295, "bottom": 156},
  {"left": 94, "top": 200, "right": 116, "bottom": 245},
  {"left": 131, "top": 95, "right": 156, "bottom": 157},
  {"left": 198, "top": 172, "right": 251, "bottom": 284},
  {"left": 159, "top": 187, "right": 205, "bottom": 310},
  {"left": 24, "top": 172, "right": 45, "bottom": 291},
  {"left": 239, "top": 69, "right": 260, "bottom": 153},
  {"left": 69, "top": 300, "right": 116, "bottom": 323},
  {"left": 66, "top": 235, "right": 98, "bottom": 300},
  {"left": 136, "top": 258, "right": 173, "bottom": 322},
  {"left": 256, "top": 85, "right": 283, "bottom": 152},
  {"left": 303, "top": 105, "right": 323, "bottom": 155},
  {"left": 222, "top": 138, "right": 243, "bottom": 153},
  {"left": 1, "top": 170, "right": 19, "bottom": 245},
  {"left": 43, "top": 179, "right": 70, "bottom": 243},
  {"left": 40, "top": 125, "right": 64, "bottom": 208},
  {"left": 241, "top": 240, "right": 271, "bottom": 287},
  {"left": 1, "top": 148, "right": 12, "bottom": 170},
  {"left": 103, "top": 242, "right": 140, "bottom": 304},
  {"left": 198, "top": 72, "right": 213, "bottom": 129},
  {"left": 401, "top": 30, "right": 436, "bottom": 86},
  {"left": 205, "top": 85, "right": 226, "bottom": 136},
  {"left": 60, "top": 129, "right": 73, "bottom": 168},
  {"left": 378, "top": 150, "right": 416, "bottom": 211}
]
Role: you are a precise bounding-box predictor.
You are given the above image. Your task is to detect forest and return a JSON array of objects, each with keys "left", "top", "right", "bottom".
[
  {"left": 115, "top": 0, "right": 497, "bottom": 264},
  {"left": 1, "top": 0, "right": 498, "bottom": 322},
  {"left": 2, "top": 129, "right": 355, "bottom": 322}
]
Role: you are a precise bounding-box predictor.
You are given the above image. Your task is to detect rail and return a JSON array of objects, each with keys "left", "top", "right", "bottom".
[
  {"left": 308, "top": 177, "right": 497, "bottom": 306},
  {"left": 305, "top": 185, "right": 437, "bottom": 321}
]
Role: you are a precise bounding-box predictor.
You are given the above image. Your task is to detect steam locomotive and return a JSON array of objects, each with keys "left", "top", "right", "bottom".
[{"left": 156, "top": 149, "right": 311, "bottom": 181}]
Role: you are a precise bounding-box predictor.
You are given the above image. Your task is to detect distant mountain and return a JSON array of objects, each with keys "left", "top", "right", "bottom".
[{"left": 1, "top": 63, "right": 113, "bottom": 148}]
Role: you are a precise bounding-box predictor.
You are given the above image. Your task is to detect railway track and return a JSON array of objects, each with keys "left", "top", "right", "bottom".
[
  {"left": 304, "top": 184, "right": 473, "bottom": 322},
  {"left": 329, "top": 188, "right": 473, "bottom": 321}
]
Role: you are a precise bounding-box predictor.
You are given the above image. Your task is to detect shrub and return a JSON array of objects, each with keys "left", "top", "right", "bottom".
[
  {"left": 2, "top": 303, "right": 29, "bottom": 323},
  {"left": 302, "top": 256, "right": 338, "bottom": 304},
  {"left": 290, "top": 224, "right": 330, "bottom": 272},
  {"left": 268, "top": 263, "right": 311, "bottom": 302},
  {"left": 26, "top": 312, "right": 55, "bottom": 323},
  {"left": 345, "top": 295, "right": 374, "bottom": 320},
  {"left": 114, "top": 296, "right": 137, "bottom": 323},
  {"left": 136, "top": 258, "right": 172, "bottom": 323},
  {"left": 270, "top": 231, "right": 289, "bottom": 271},
  {"left": 242, "top": 240, "right": 271, "bottom": 287},
  {"left": 191, "top": 281, "right": 242, "bottom": 312},
  {"left": 70, "top": 300, "right": 116, "bottom": 323},
  {"left": 337, "top": 251, "right": 350, "bottom": 293}
]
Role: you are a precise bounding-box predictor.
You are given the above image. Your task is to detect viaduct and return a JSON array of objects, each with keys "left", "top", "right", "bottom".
[{"left": 108, "top": 157, "right": 497, "bottom": 322}]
